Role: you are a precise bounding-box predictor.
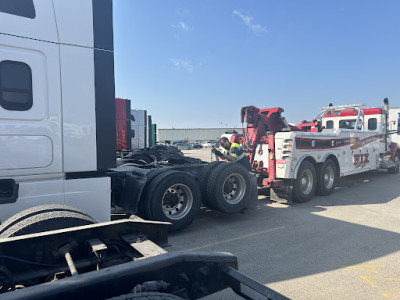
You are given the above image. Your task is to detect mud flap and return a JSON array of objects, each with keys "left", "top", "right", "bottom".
[
  {"left": 245, "top": 172, "right": 258, "bottom": 210},
  {"left": 111, "top": 171, "right": 148, "bottom": 214},
  {"left": 270, "top": 185, "right": 293, "bottom": 204}
]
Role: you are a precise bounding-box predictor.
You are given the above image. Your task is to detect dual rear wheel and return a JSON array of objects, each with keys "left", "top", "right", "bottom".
[
  {"left": 140, "top": 170, "right": 201, "bottom": 232},
  {"left": 138, "top": 162, "right": 252, "bottom": 231},
  {"left": 293, "top": 159, "right": 337, "bottom": 203},
  {"left": 201, "top": 162, "right": 251, "bottom": 214}
]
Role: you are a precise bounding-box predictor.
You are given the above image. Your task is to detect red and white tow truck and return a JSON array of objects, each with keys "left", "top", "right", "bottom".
[{"left": 232, "top": 99, "right": 400, "bottom": 202}]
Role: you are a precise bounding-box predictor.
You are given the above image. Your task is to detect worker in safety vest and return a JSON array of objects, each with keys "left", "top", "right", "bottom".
[{"left": 215, "top": 137, "right": 251, "bottom": 171}]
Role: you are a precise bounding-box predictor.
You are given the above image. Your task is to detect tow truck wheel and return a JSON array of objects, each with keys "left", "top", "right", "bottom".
[
  {"left": 316, "top": 159, "right": 337, "bottom": 196},
  {"left": 143, "top": 171, "right": 201, "bottom": 231},
  {"left": 207, "top": 163, "right": 251, "bottom": 214},
  {"left": 109, "top": 292, "right": 184, "bottom": 299},
  {"left": 0, "top": 205, "right": 96, "bottom": 238},
  {"left": 293, "top": 161, "right": 316, "bottom": 203},
  {"left": 388, "top": 152, "right": 400, "bottom": 174}
]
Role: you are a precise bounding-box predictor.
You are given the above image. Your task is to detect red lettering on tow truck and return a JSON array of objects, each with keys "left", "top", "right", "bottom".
[{"left": 354, "top": 153, "right": 369, "bottom": 168}]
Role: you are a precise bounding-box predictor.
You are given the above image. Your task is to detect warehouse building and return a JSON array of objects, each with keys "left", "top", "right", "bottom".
[{"left": 158, "top": 128, "right": 242, "bottom": 143}]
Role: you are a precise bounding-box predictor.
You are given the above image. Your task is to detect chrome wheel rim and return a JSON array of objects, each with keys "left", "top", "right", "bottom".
[
  {"left": 323, "top": 166, "right": 335, "bottom": 189},
  {"left": 300, "top": 169, "right": 313, "bottom": 195},
  {"left": 222, "top": 173, "right": 246, "bottom": 204},
  {"left": 162, "top": 184, "right": 193, "bottom": 220}
]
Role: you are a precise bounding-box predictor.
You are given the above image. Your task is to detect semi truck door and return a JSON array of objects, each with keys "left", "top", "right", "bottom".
[{"left": 0, "top": 0, "right": 62, "bottom": 177}]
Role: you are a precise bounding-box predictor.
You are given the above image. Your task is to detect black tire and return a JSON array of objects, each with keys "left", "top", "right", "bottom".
[
  {"left": 316, "top": 159, "right": 337, "bottom": 196},
  {"left": 197, "top": 161, "right": 224, "bottom": 207},
  {"left": 206, "top": 163, "right": 251, "bottom": 214},
  {"left": 0, "top": 204, "right": 94, "bottom": 236},
  {"left": 127, "top": 154, "right": 152, "bottom": 164},
  {"left": 0, "top": 205, "right": 96, "bottom": 238},
  {"left": 109, "top": 292, "right": 183, "bottom": 300},
  {"left": 293, "top": 160, "right": 316, "bottom": 203},
  {"left": 388, "top": 152, "right": 400, "bottom": 174},
  {"left": 143, "top": 171, "right": 201, "bottom": 231},
  {"left": 138, "top": 169, "right": 171, "bottom": 219},
  {"left": 160, "top": 150, "right": 183, "bottom": 161},
  {"left": 142, "top": 149, "right": 161, "bottom": 162},
  {"left": 0, "top": 266, "right": 15, "bottom": 293},
  {"left": 127, "top": 160, "right": 148, "bottom": 166},
  {"left": 119, "top": 155, "right": 151, "bottom": 167}
]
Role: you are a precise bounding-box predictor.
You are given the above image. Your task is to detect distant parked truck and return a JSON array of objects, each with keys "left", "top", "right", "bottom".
[
  {"left": 131, "top": 108, "right": 148, "bottom": 149},
  {"left": 115, "top": 98, "right": 156, "bottom": 153}
]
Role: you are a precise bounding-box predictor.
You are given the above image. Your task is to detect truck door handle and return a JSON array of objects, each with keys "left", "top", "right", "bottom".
[{"left": 0, "top": 179, "right": 19, "bottom": 204}]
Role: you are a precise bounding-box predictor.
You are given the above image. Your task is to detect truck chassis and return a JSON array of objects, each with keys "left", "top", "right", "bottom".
[{"left": 0, "top": 219, "right": 287, "bottom": 300}]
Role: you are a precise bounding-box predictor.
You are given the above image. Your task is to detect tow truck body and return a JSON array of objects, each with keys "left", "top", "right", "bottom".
[
  {"left": 234, "top": 101, "right": 399, "bottom": 202},
  {"left": 389, "top": 107, "right": 400, "bottom": 146}
]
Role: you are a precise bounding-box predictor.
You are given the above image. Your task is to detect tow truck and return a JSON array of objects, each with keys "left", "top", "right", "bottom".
[
  {"left": 0, "top": 1, "right": 284, "bottom": 298},
  {"left": 232, "top": 99, "right": 399, "bottom": 202}
]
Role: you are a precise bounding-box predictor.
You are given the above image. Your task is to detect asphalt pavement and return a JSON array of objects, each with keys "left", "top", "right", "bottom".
[{"left": 168, "top": 148, "right": 400, "bottom": 299}]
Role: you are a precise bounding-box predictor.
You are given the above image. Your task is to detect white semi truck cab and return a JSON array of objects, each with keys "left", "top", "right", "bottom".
[{"left": 0, "top": 0, "right": 115, "bottom": 223}]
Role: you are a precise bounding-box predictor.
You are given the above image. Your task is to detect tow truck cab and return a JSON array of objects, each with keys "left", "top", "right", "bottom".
[{"left": 321, "top": 107, "right": 386, "bottom": 133}]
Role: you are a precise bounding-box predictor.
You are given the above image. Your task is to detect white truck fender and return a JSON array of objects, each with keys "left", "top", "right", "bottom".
[
  {"left": 321, "top": 152, "right": 335, "bottom": 163},
  {"left": 293, "top": 155, "right": 313, "bottom": 179}
]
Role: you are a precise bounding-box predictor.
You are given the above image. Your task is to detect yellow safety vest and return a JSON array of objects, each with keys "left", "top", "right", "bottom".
[{"left": 224, "top": 143, "right": 246, "bottom": 160}]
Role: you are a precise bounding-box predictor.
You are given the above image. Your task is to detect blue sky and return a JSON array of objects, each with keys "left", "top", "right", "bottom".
[{"left": 113, "top": 0, "right": 400, "bottom": 129}]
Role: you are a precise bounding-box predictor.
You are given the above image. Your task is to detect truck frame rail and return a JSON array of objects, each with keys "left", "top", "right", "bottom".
[{"left": 0, "top": 219, "right": 288, "bottom": 300}]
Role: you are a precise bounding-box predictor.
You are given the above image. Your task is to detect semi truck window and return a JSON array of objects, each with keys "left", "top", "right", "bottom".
[
  {"left": 368, "top": 118, "right": 377, "bottom": 130},
  {"left": 131, "top": 130, "right": 135, "bottom": 138},
  {"left": 0, "top": 60, "right": 33, "bottom": 111},
  {"left": 0, "top": 0, "right": 35, "bottom": 19},
  {"left": 326, "top": 120, "right": 334, "bottom": 129}
]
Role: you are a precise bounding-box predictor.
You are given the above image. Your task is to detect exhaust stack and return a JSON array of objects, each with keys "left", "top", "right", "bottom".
[{"left": 384, "top": 98, "right": 389, "bottom": 151}]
